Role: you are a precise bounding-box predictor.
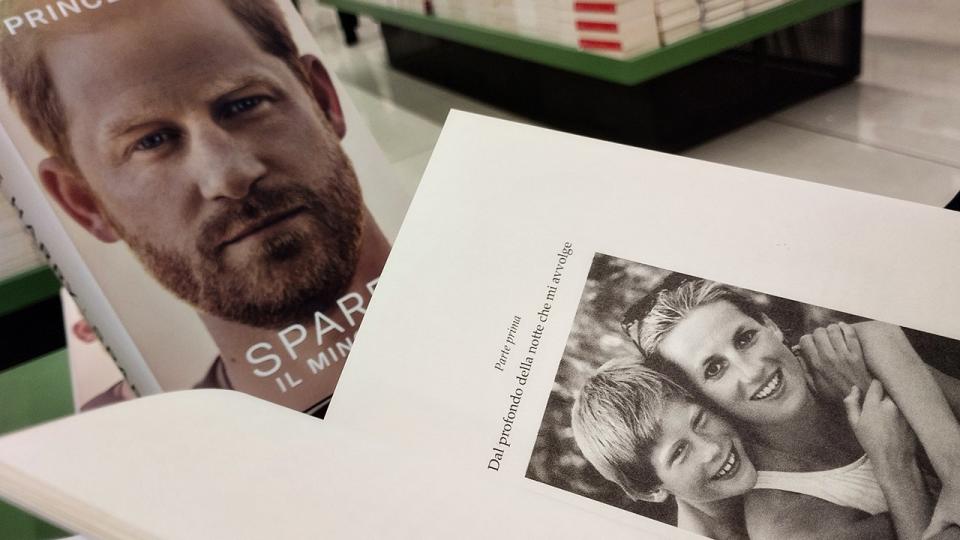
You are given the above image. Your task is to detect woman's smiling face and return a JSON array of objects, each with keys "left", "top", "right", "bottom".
[
  {"left": 649, "top": 400, "right": 757, "bottom": 503},
  {"left": 656, "top": 300, "right": 811, "bottom": 427}
]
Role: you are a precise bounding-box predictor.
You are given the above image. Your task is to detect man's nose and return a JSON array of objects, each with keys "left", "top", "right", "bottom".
[{"left": 191, "top": 125, "right": 266, "bottom": 200}]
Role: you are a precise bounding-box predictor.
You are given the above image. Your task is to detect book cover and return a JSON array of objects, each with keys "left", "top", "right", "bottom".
[{"left": 0, "top": 0, "right": 411, "bottom": 416}]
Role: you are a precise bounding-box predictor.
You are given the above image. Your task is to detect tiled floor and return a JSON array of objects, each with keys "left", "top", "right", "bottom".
[{"left": 300, "top": 0, "right": 960, "bottom": 207}]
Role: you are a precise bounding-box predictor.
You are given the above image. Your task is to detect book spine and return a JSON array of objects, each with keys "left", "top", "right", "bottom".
[{"left": 0, "top": 123, "right": 161, "bottom": 396}]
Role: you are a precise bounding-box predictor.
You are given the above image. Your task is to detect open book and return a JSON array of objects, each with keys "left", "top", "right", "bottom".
[
  {"left": 0, "top": 0, "right": 411, "bottom": 417},
  {"left": 3, "top": 112, "right": 960, "bottom": 538}
]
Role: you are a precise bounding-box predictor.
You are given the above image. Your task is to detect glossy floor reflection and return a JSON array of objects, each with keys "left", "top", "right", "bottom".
[{"left": 300, "top": 0, "right": 960, "bottom": 208}]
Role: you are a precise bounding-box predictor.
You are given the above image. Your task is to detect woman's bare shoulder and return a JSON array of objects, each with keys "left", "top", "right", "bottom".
[{"left": 851, "top": 320, "right": 908, "bottom": 343}]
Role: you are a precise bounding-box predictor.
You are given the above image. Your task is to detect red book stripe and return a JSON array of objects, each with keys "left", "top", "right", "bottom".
[
  {"left": 579, "top": 39, "right": 623, "bottom": 50},
  {"left": 576, "top": 21, "right": 618, "bottom": 31},
  {"left": 575, "top": 2, "right": 617, "bottom": 14}
]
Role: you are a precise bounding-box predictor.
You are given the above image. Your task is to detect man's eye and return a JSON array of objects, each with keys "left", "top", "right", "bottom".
[
  {"left": 704, "top": 359, "right": 725, "bottom": 380},
  {"left": 222, "top": 96, "right": 265, "bottom": 118},
  {"left": 134, "top": 130, "right": 177, "bottom": 152},
  {"left": 735, "top": 329, "right": 757, "bottom": 350}
]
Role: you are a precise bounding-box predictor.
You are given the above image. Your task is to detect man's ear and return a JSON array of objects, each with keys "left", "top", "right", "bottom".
[
  {"left": 635, "top": 486, "right": 670, "bottom": 503},
  {"left": 761, "top": 313, "right": 784, "bottom": 342},
  {"left": 38, "top": 157, "right": 119, "bottom": 243},
  {"left": 300, "top": 54, "right": 346, "bottom": 140}
]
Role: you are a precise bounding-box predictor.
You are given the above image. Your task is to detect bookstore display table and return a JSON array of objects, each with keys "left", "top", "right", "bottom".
[
  {"left": 322, "top": 0, "right": 863, "bottom": 151},
  {"left": 0, "top": 267, "right": 62, "bottom": 372}
]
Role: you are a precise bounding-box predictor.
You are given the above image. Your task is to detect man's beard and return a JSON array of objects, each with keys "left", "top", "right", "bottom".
[{"left": 119, "top": 152, "right": 364, "bottom": 329}]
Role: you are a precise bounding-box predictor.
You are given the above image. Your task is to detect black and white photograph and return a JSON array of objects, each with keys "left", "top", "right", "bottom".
[{"left": 528, "top": 252, "right": 960, "bottom": 539}]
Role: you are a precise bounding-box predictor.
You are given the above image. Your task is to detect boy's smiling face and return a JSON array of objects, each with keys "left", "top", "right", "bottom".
[{"left": 648, "top": 399, "right": 757, "bottom": 503}]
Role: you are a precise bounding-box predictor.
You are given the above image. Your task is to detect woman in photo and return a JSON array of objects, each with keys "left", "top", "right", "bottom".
[
  {"left": 573, "top": 348, "right": 937, "bottom": 539},
  {"left": 620, "top": 276, "right": 960, "bottom": 539}
]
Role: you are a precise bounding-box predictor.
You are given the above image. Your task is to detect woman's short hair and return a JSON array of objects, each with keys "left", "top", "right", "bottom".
[
  {"left": 570, "top": 359, "right": 692, "bottom": 500},
  {"left": 622, "top": 277, "right": 765, "bottom": 361}
]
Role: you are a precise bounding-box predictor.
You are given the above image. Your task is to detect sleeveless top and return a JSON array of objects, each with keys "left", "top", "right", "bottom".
[{"left": 754, "top": 455, "right": 888, "bottom": 515}]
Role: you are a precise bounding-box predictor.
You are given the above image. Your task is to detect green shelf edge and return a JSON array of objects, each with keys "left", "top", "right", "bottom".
[
  {"left": 0, "top": 348, "right": 72, "bottom": 539},
  {"left": 320, "top": 0, "right": 859, "bottom": 85},
  {"left": 0, "top": 266, "right": 59, "bottom": 318}
]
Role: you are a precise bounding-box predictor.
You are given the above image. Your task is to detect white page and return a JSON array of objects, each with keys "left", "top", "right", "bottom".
[
  {"left": 328, "top": 111, "right": 960, "bottom": 536},
  {"left": 0, "top": 390, "right": 682, "bottom": 539}
]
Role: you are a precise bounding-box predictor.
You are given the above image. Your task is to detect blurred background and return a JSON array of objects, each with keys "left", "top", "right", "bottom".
[{"left": 296, "top": 0, "right": 960, "bottom": 206}]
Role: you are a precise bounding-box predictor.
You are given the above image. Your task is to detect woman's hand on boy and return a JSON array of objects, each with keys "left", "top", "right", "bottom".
[{"left": 797, "top": 322, "right": 872, "bottom": 404}]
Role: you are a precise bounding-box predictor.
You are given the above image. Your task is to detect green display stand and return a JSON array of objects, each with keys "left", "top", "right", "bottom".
[
  {"left": 0, "top": 349, "right": 73, "bottom": 539},
  {"left": 0, "top": 267, "right": 59, "bottom": 319},
  {"left": 321, "top": 0, "right": 859, "bottom": 84},
  {"left": 324, "top": 0, "right": 861, "bottom": 152}
]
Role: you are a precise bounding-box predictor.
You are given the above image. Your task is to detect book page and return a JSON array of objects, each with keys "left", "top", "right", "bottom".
[
  {"left": 0, "top": 390, "right": 673, "bottom": 539},
  {"left": 329, "top": 111, "right": 960, "bottom": 537}
]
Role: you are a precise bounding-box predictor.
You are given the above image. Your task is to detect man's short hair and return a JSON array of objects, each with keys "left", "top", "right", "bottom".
[
  {"left": 625, "top": 278, "right": 765, "bottom": 361},
  {"left": 571, "top": 359, "right": 693, "bottom": 500},
  {"left": 0, "top": 0, "right": 306, "bottom": 170}
]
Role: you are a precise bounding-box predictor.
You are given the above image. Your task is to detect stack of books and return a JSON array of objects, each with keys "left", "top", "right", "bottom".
[
  {"left": 513, "top": 1, "right": 580, "bottom": 46},
  {"left": 432, "top": 0, "right": 533, "bottom": 38},
  {"left": 430, "top": 0, "right": 660, "bottom": 59},
  {"left": 745, "top": 0, "right": 788, "bottom": 15},
  {"left": 654, "top": 0, "right": 702, "bottom": 44},
  {"left": 572, "top": 0, "right": 660, "bottom": 58},
  {"left": 362, "top": 0, "right": 797, "bottom": 55},
  {"left": 698, "top": 0, "right": 746, "bottom": 29}
]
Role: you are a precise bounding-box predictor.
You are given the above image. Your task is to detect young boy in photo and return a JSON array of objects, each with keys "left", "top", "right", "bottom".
[{"left": 571, "top": 360, "right": 757, "bottom": 540}]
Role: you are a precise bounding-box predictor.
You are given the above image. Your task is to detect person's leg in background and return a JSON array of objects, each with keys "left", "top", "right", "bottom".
[
  {"left": 946, "top": 191, "right": 960, "bottom": 212},
  {"left": 338, "top": 10, "right": 359, "bottom": 45}
]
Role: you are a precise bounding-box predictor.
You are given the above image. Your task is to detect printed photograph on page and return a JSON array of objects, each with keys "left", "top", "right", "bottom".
[{"left": 528, "top": 252, "right": 960, "bottom": 540}]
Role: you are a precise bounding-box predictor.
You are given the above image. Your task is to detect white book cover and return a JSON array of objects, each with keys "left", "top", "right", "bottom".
[
  {"left": 575, "top": 0, "right": 656, "bottom": 20},
  {"left": 656, "top": 0, "right": 700, "bottom": 17},
  {"left": 701, "top": 0, "right": 745, "bottom": 19},
  {"left": 577, "top": 16, "right": 659, "bottom": 50},
  {"left": 703, "top": 10, "right": 746, "bottom": 29},
  {"left": 0, "top": 0, "right": 412, "bottom": 417},
  {"left": 660, "top": 21, "right": 702, "bottom": 44},
  {"left": 657, "top": 6, "right": 701, "bottom": 31},
  {"left": 745, "top": 0, "right": 787, "bottom": 14},
  {"left": 3, "top": 113, "right": 960, "bottom": 539}
]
